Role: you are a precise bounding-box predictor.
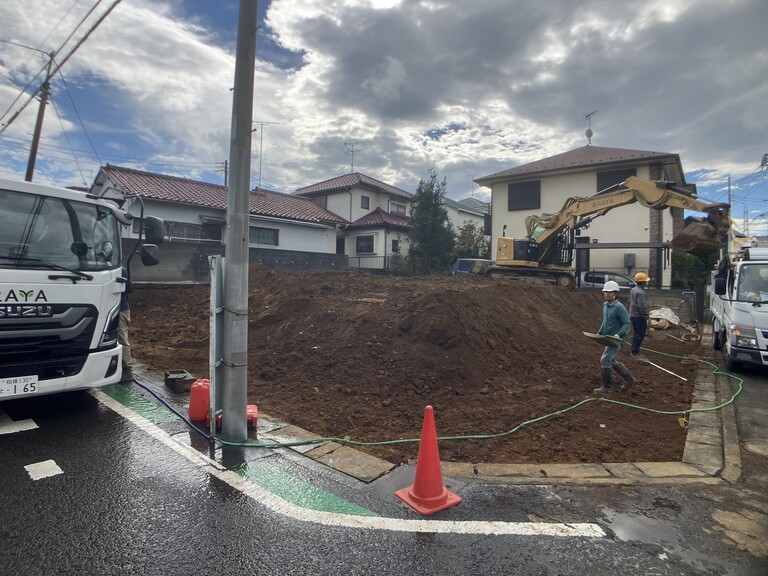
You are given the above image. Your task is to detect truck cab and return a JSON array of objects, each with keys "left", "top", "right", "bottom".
[
  {"left": 0, "top": 178, "right": 163, "bottom": 399},
  {"left": 711, "top": 247, "right": 768, "bottom": 371}
]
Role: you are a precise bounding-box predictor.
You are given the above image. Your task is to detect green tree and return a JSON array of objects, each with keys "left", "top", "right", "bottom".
[
  {"left": 455, "top": 220, "right": 489, "bottom": 258},
  {"left": 671, "top": 251, "right": 718, "bottom": 288},
  {"left": 407, "top": 169, "right": 456, "bottom": 274}
]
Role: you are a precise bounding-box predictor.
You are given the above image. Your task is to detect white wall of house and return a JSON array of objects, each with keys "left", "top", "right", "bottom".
[
  {"left": 445, "top": 205, "right": 484, "bottom": 233},
  {"left": 326, "top": 186, "right": 410, "bottom": 223},
  {"left": 250, "top": 216, "right": 337, "bottom": 253},
  {"left": 123, "top": 199, "right": 337, "bottom": 254},
  {"left": 489, "top": 165, "right": 674, "bottom": 286}
]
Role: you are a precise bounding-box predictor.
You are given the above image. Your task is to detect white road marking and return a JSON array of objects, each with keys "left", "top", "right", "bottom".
[
  {"left": 0, "top": 407, "right": 38, "bottom": 435},
  {"left": 25, "top": 459, "right": 63, "bottom": 480},
  {"left": 92, "top": 389, "right": 606, "bottom": 538}
]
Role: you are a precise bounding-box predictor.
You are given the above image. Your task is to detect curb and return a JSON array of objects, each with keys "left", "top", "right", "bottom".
[{"left": 127, "top": 340, "right": 736, "bottom": 487}]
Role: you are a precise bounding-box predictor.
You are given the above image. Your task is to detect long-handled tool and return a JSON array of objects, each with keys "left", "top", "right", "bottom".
[{"left": 637, "top": 356, "right": 688, "bottom": 381}]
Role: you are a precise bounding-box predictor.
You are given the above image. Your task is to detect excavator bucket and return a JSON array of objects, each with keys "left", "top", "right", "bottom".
[{"left": 669, "top": 207, "right": 730, "bottom": 255}]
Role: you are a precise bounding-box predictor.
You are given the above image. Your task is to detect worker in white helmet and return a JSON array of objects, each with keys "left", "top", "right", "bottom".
[{"left": 594, "top": 280, "right": 636, "bottom": 393}]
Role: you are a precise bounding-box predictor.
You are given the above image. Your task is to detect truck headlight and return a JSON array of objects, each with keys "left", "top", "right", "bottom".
[
  {"left": 730, "top": 325, "right": 758, "bottom": 349},
  {"left": 100, "top": 302, "right": 120, "bottom": 348}
]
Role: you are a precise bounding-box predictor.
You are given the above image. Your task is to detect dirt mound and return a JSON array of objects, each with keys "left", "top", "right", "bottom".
[{"left": 130, "top": 265, "right": 703, "bottom": 465}]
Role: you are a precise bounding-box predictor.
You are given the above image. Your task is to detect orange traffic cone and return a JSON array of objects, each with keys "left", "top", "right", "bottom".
[{"left": 395, "top": 405, "right": 462, "bottom": 515}]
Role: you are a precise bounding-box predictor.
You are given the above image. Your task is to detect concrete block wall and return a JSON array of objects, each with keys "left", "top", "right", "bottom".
[{"left": 125, "top": 240, "right": 348, "bottom": 283}]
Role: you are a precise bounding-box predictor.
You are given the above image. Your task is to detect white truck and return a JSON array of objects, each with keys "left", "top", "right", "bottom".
[
  {"left": 711, "top": 246, "right": 768, "bottom": 371},
  {"left": 0, "top": 178, "right": 164, "bottom": 399}
]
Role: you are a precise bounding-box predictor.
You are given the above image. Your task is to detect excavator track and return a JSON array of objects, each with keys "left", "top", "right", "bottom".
[{"left": 484, "top": 266, "right": 576, "bottom": 289}]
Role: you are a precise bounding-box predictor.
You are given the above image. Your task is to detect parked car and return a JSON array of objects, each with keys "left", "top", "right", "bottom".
[
  {"left": 452, "top": 258, "right": 494, "bottom": 276},
  {"left": 579, "top": 270, "right": 636, "bottom": 290}
]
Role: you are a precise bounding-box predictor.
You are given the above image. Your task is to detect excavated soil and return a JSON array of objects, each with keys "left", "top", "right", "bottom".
[{"left": 129, "top": 265, "right": 706, "bottom": 465}]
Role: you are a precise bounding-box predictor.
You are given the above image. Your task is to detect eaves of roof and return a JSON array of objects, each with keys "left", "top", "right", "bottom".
[
  {"left": 295, "top": 172, "right": 413, "bottom": 201},
  {"left": 345, "top": 207, "right": 411, "bottom": 230},
  {"left": 475, "top": 145, "right": 682, "bottom": 186},
  {"left": 98, "top": 165, "right": 347, "bottom": 225}
]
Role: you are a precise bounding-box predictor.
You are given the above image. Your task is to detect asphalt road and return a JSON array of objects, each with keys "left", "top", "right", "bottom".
[{"left": 0, "top": 362, "right": 766, "bottom": 575}]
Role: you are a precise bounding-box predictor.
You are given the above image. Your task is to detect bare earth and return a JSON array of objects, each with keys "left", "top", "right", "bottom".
[{"left": 129, "top": 265, "right": 704, "bottom": 466}]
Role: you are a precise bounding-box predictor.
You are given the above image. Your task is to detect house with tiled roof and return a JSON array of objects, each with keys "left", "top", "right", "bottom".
[
  {"left": 475, "top": 145, "right": 693, "bottom": 287},
  {"left": 89, "top": 165, "right": 349, "bottom": 280},
  {"left": 295, "top": 172, "right": 414, "bottom": 268}
]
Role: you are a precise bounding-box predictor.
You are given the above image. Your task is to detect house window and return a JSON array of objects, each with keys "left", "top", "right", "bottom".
[
  {"left": 141, "top": 220, "right": 198, "bottom": 239},
  {"left": 507, "top": 180, "right": 541, "bottom": 211},
  {"left": 249, "top": 227, "right": 279, "bottom": 246},
  {"left": 391, "top": 202, "right": 406, "bottom": 216},
  {"left": 361, "top": 195, "right": 370, "bottom": 210},
  {"left": 391, "top": 239, "right": 400, "bottom": 253},
  {"left": 356, "top": 234, "right": 374, "bottom": 254},
  {"left": 597, "top": 169, "right": 636, "bottom": 193}
]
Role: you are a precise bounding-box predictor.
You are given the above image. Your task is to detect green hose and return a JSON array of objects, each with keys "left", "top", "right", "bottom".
[{"left": 215, "top": 349, "right": 744, "bottom": 449}]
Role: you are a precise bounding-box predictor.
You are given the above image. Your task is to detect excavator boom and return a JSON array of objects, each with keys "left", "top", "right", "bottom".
[{"left": 490, "top": 177, "right": 730, "bottom": 286}]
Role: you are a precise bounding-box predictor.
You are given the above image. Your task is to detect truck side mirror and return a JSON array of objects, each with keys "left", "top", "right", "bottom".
[
  {"left": 140, "top": 244, "right": 160, "bottom": 267},
  {"left": 143, "top": 216, "right": 166, "bottom": 245},
  {"left": 713, "top": 276, "right": 726, "bottom": 296}
]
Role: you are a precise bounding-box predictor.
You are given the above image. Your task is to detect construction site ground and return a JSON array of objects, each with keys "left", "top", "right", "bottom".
[{"left": 129, "top": 265, "right": 705, "bottom": 467}]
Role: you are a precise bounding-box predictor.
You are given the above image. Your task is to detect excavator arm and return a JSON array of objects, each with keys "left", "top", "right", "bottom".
[{"left": 525, "top": 176, "right": 730, "bottom": 255}]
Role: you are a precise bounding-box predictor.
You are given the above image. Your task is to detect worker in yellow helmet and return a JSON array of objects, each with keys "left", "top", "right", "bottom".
[{"left": 629, "top": 272, "right": 651, "bottom": 359}]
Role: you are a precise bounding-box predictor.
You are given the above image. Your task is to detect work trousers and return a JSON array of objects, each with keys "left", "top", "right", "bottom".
[
  {"left": 119, "top": 309, "right": 131, "bottom": 365},
  {"left": 630, "top": 316, "right": 648, "bottom": 355}
]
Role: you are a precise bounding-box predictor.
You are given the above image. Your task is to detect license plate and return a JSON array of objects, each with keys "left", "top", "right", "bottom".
[{"left": 0, "top": 375, "right": 38, "bottom": 397}]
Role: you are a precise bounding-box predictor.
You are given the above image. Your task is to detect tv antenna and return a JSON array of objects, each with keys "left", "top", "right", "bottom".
[
  {"left": 344, "top": 141, "right": 363, "bottom": 172},
  {"left": 252, "top": 120, "right": 280, "bottom": 190},
  {"left": 585, "top": 110, "right": 598, "bottom": 145}
]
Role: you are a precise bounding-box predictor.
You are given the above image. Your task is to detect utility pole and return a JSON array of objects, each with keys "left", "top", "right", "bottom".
[
  {"left": 25, "top": 52, "right": 55, "bottom": 182},
  {"left": 221, "top": 0, "right": 258, "bottom": 443}
]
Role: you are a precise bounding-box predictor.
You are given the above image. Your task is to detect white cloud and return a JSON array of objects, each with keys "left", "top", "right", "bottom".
[{"left": 0, "top": 0, "right": 764, "bottom": 216}]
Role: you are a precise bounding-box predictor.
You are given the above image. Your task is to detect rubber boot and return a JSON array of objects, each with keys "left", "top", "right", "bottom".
[
  {"left": 593, "top": 368, "right": 613, "bottom": 393},
  {"left": 614, "top": 362, "right": 636, "bottom": 391}
]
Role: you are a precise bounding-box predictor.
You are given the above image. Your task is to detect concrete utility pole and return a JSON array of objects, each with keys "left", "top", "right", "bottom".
[
  {"left": 25, "top": 53, "right": 55, "bottom": 182},
  {"left": 221, "top": 0, "right": 258, "bottom": 443}
]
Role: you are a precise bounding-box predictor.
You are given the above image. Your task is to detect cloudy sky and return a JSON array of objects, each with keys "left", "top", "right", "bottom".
[{"left": 0, "top": 0, "right": 766, "bottom": 233}]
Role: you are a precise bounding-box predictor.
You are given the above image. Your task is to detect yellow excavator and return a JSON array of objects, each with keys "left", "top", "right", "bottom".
[{"left": 486, "top": 176, "right": 731, "bottom": 287}]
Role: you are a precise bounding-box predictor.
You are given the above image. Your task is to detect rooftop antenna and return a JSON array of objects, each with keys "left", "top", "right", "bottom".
[
  {"left": 252, "top": 120, "right": 280, "bottom": 190},
  {"left": 585, "top": 110, "right": 598, "bottom": 145},
  {"left": 344, "top": 141, "right": 362, "bottom": 172},
  {"left": 468, "top": 174, "right": 475, "bottom": 197}
]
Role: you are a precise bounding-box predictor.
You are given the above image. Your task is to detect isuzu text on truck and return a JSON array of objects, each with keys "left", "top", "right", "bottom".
[
  {"left": 711, "top": 246, "right": 768, "bottom": 371},
  {"left": 0, "top": 178, "right": 164, "bottom": 399}
]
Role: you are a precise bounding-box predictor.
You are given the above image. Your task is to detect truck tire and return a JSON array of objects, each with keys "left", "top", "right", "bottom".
[
  {"left": 722, "top": 346, "right": 741, "bottom": 373},
  {"left": 712, "top": 321, "right": 724, "bottom": 351}
]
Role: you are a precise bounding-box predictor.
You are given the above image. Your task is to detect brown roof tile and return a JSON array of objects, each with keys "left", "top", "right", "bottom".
[
  {"left": 346, "top": 207, "right": 410, "bottom": 230},
  {"left": 100, "top": 165, "right": 347, "bottom": 225},
  {"left": 476, "top": 145, "right": 679, "bottom": 184},
  {"left": 295, "top": 172, "right": 413, "bottom": 201}
]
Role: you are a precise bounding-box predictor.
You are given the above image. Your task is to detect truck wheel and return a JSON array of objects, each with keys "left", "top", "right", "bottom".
[
  {"left": 722, "top": 346, "right": 741, "bottom": 373},
  {"left": 712, "top": 323, "right": 723, "bottom": 351}
]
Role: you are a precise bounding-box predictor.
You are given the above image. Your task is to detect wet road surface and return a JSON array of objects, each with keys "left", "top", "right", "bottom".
[{"left": 0, "top": 363, "right": 766, "bottom": 575}]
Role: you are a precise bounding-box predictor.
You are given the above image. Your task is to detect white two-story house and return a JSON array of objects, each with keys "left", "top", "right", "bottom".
[
  {"left": 475, "top": 145, "right": 696, "bottom": 288},
  {"left": 295, "top": 173, "right": 414, "bottom": 270}
]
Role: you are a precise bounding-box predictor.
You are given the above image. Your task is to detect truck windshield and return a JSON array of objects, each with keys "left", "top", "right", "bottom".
[
  {"left": 737, "top": 264, "right": 768, "bottom": 303},
  {"left": 0, "top": 189, "right": 121, "bottom": 271}
]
